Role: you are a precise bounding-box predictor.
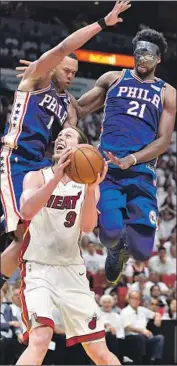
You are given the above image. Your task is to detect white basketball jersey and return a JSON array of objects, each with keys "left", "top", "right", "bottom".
[{"left": 23, "top": 167, "right": 86, "bottom": 265}]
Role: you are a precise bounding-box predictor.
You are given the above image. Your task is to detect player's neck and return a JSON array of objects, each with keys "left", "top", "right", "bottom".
[
  {"left": 55, "top": 85, "right": 65, "bottom": 94},
  {"left": 133, "top": 69, "right": 156, "bottom": 82}
]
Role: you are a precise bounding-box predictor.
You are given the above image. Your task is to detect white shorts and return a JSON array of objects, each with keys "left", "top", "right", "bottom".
[{"left": 20, "top": 261, "right": 105, "bottom": 346}]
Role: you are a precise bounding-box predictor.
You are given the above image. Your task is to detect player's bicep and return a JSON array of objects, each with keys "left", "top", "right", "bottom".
[
  {"left": 77, "top": 85, "right": 106, "bottom": 117},
  {"left": 20, "top": 171, "right": 44, "bottom": 208},
  {"left": 77, "top": 72, "right": 115, "bottom": 117},
  {"left": 23, "top": 45, "right": 66, "bottom": 80}
]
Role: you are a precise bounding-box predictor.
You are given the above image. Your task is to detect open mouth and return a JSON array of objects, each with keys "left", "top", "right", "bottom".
[{"left": 56, "top": 142, "right": 66, "bottom": 151}]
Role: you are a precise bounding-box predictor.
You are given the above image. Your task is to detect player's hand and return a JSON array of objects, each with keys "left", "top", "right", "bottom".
[
  {"left": 53, "top": 148, "right": 71, "bottom": 182},
  {"left": 104, "top": 151, "right": 135, "bottom": 169},
  {"left": 104, "top": 0, "right": 131, "bottom": 27},
  {"left": 142, "top": 329, "right": 153, "bottom": 338},
  {"left": 88, "top": 160, "right": 108, "bottom": 190},
  {"left": 16, "top": 59, "right": 32, "bottom": 78}
]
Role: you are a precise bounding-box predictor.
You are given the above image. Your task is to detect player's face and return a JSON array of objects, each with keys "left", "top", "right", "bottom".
[
  {"left": 134, "top": 42, "right": 161, "bottom": 77},
  {"left": 54, "top": 127, "right": 79, "bottom": 156},
  {"left": 52, "top": 56, "right": 78, "bottom": 90}
]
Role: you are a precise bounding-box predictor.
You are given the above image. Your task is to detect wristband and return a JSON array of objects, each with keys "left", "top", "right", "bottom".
[
  {"left": 130, "top": 154, "right": 137, "bottom": 165},
  {"left": 97, "top": 18, "right": 107, "bottom": 30}
]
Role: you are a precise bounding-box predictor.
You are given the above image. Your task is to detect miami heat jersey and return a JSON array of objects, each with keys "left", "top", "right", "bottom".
[
  {"left": 2, "top": 85, "right": 70, "bottom": 161},
  {"left": 99, "top": 69, "right": 166, "bottom": 169},
  {"left": 23, "top": 167, "right": 86, "bottom": 266}
]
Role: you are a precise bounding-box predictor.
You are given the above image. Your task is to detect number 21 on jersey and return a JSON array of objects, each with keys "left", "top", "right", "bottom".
[{"left": 127, "top": 101, "right": 146, "bottom": 118}]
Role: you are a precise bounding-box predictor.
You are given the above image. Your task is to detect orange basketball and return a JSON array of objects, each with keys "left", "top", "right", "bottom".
[{"left": 65, "top": 144, "right": 104, "bottom": 184}]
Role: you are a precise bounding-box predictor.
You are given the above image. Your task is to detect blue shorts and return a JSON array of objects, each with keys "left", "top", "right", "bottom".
[
  {"left": 0, "top": 147, "right": 51, "bottom": 233},
  {"left": 97, "top": 165, "right": 158, "bottom": 231}
]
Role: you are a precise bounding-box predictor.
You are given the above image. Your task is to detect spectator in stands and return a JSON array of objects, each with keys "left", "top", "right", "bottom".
[
  {"left": 162, "top": 299, "right": 177, "bottom": 320},
  {"left": 127, "top": 273, "right": 150, "bottom": 305},
  {"left": 121, "top": 291, "right": 164, "bottom": 365},
  {"left": 110, "top": 290, "right": 121, "bottom": 314},
  {"left": 148, "top": 246, "right": 174, "bottom": 275},
  {"left": 100, "top": 295, "right": 125, "bottom": 363},
  {"left": 83, "top": 241, "right": 105, "bottom": 274},
  {"left": 124, "top": 259, "right": 149, "bottom": 284},
  {"left": 144, "top": 271, "right": 170, "bottom": 298},
  {"left": 0, "top": 289, "right": 24, "bottom": 364},
  {"left": 158, "top": 209, "right": 176, "bottom": 241}
]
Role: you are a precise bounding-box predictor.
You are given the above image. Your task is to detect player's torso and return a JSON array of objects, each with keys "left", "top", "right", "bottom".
[
  {"left": 99, "top": 69, "right": 166, "bottom": 168},
  {"left": 1, "top": 85, "right": 70, "bottom": 162},
  {"left": 23, "top": 167, "right": 86, "bottom": 265}
]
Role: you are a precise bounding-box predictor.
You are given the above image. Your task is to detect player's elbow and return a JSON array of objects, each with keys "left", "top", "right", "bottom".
[{"left": 20, "top": 205, "right": 34, "bottom": 221}]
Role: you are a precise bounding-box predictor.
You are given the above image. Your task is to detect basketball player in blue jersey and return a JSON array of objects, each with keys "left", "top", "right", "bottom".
[
  {"left": 0, "top": 1, "right": 131, "bottom": 289},
  {"left": 76, "top": 29, "right": 176, "bottom": 284}
]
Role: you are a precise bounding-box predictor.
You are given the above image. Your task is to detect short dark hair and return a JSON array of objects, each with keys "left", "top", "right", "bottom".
[
  {"left": 132, "top": 29, "right": 168, "bottom": 57},
  {"left": 69, "top": 126, "right": 88, "bottom": 144},
  {"left": 68, "top": 52, "right": 78, "bottom": 61},
  {"left": 150, "top": 284, "right": 160, "bottom": 295}
]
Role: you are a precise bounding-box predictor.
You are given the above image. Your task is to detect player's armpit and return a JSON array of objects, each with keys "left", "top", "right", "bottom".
[
  {"left": 20, "top": 171, "right": 44, "bottom": 218},
  {"left": 77, "top": 71, "right": 121, "bottom": 118}
]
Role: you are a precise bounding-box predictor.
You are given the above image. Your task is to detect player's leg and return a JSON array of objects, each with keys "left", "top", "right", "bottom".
[
  {"left": 0, "top": 224, "right": 24, "bottom": 289},
  {"left": 125, "top": 177, "right": 158, "bottom": 261},
  {"left": 16, "top": 261, "right": 55, "bottom": 365},
  {"left": 58, "top": 265, "right": 121, "bottom": 365},
  {"left": 16, "top": 326, "right": 53, "bottom": 365},
  {"left": 126, "top": 224, "right": 156, "bottom": 261},
  {"left": 82, "top": 339, "right": 121, "bottom": 365},
  {"left": 98, "top": 174, "right": 125, "bottom": 248},
  {"left": 98, "top": 172, "right": 129, "bottom": 283}
]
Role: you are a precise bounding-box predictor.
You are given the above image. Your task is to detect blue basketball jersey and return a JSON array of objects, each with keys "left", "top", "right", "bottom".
[
  {"left": 2, "top": 84, "right": 70, "bottom": 161},
  {"left": 99, "top": 69, "right": 166, "bottom": 169}
]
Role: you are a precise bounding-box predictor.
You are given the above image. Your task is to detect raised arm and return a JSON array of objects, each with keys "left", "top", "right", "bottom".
[{"left": 21, "top": 1, "right": 131, "bottom": 83}]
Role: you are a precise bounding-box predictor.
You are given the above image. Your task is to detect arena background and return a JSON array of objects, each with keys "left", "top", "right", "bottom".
[{"left": 0, "top": 1, "right": 176, "bottom": 365}]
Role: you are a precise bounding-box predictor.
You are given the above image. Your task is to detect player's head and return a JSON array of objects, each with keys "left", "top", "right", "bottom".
[
  {"left": 51, "top": 53, "right": 78, "bottom": 90},
  {"left": 132, "top": 29, "right": 168, "bottom": 77},
  {"left": 54, "top": 126, "right": 88, "bottom": 160}
]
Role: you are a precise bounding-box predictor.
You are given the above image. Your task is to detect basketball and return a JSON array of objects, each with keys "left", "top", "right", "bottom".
[{"left": 65, "top": 144, "right": 104, "bottom": 184}]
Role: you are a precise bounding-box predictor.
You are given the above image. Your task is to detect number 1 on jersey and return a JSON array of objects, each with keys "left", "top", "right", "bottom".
[{"left": 127, "top": 101, "right": 146, "bottom": 118}]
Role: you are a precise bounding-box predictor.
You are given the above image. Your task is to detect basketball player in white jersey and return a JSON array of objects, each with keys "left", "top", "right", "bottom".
[{"left": 16, "top": 126, "right": 120, "bottom": 365}]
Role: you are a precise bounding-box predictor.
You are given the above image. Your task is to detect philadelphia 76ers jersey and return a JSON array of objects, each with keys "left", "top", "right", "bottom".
[
  {"left": 1, "top": 84, "right": 70, "bottom": 162},
  {"left": 99, "top": 69, "right": 166, "bottom": 169}
]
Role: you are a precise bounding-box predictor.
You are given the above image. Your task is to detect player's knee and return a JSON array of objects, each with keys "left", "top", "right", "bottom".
[
  {"left": 99, "top": 221, "right": 123, "bottom": 248},
  {"left": 29, "top": 326, "right": 53, "bottom": 353},
  {"left": 84, "top": 340, "right": 112, "bottom": 365},
  {"left": 132, "top": 248, "right": 150, "bottom": 262}
]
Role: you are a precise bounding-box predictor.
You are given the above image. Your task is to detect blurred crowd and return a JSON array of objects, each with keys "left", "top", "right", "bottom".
[{"left": 0, "top": 1, "right": 177, "bottom": 87}]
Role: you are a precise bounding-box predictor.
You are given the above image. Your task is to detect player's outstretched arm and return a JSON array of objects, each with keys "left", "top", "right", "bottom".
[
  {"left": 22, "top": 1, "right": 131, "bottom": 81},
  {"left": 80, "top": 161, "right": 108, "bottom": 232}
]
